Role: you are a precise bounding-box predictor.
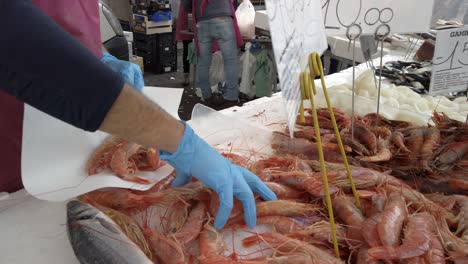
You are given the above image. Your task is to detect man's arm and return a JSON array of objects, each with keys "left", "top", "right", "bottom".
[
  {"left": 100, "top": 84, "right": 184, "bottom": 153},
  {"left": 0, "top": 0, "right": 183, "bottom": 152}
]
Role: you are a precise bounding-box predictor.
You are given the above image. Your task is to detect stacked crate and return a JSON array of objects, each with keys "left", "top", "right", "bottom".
[{"left": 133, "top": 32, "right": 177, "bottom": 74}]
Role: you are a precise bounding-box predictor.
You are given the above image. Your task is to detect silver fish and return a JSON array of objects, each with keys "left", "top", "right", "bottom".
[{"left": 67, "top": 200, "right": 153, "bottom": 264}]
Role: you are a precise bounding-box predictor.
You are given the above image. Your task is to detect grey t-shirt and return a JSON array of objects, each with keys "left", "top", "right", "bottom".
[{"left": 181, "top": 0, "right": 232, "bottom": 22}]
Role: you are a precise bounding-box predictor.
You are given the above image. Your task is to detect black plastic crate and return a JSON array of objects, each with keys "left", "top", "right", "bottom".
[
  {"left": 132, "top": 32, "right": 177, "bottom": 74},
  {"left": 134, "top": 50, "right": 155, "bottom": 66},
  {"left": 150, "top": 52, "right": 177, "bottom": 74},
  {"left": 133, "top": 32, "right": 157, "bottom": 43},
  {"left": 155, "top": 61, "right": 177, "bottom": 74},
  {"left": 134, "top": 40, "right": 155, "bottom": 52},
  {"left": 156, "top": 33, "right": 175, "bottom": 53},
  {"left": 157, "top": 32, "right": 174, "bottom": 46},
  {"left": 158, "top": 51, "right": 177, "bottom": 64}
]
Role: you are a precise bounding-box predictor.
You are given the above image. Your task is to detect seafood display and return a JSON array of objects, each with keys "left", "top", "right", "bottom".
[
  {"left": 319, "top": 69, "right": 467, "bottom": 124},
  {"left": 375, "top": 60, "right": 432, "bottom": 93},
  {"left": 68, "top": 107, "right": 468, "bottom": 263},
  {"left": 86, "top": 136, "right": 163, "bottom": 184},
  {"left": 286, "top": 109, "right": 468, "bottom": 195}
]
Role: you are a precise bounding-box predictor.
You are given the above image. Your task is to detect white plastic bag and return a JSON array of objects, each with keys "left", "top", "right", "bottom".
[
  {"left": 239, "top": 43, "right": 257, "bottom": 98},
  {"left": 235, "top": 0, "right": 256, "bottom": 38},
  {"left": 210, "top": 51, "right": 225, "bottom": 87}
]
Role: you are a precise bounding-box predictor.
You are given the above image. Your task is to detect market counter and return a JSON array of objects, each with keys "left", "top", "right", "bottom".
[{"left": 1, "top": 56, "right": 465, "bottom": 263}]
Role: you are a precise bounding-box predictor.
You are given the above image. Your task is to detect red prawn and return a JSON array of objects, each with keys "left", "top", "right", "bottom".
[
  {"left": 368, "top": 213, "right": 433, "bottom": 260},
  {"left": 333, "top": 194, "right": 365, "bottom": 247},
  {"left": 377, "top": 192, "right": 408, "bottom": 247},
  {"left": 87, "top": 136, "right": 125, "bottom": 175}
]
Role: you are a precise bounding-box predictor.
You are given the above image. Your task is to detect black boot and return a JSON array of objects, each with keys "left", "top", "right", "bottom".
[
  {"left": 182, "top": 73, "right": 190, "bottom": 87},
  {"left": 218, "top": 99, "right": 242, "bottom": 110},
  {"left": 202, "top": 94, "right": 224, "bottom": 107}
]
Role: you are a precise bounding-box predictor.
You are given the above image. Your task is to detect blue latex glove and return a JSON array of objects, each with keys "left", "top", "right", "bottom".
[
  {"left": 159, "top": 123, "right": 277, "bottom": 230},
  {"left": 101, "top": 52, "right": 144, "bottom": 92}
]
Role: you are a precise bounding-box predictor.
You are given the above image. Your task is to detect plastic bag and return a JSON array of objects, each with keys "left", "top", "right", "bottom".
[
  {"left": 210, "top": 51, "right": 225, "bottom": 88},
  {"left": 194, "top": 52, "right": 225, "bottom": 98},
  {"left": 235, "top": 0, "right": 256, "bottom": 38},
  {"left": 255, "top": 48, "right": 271, "bottom": 97},
  {"left": 239, "top": 43, "right": 257, "bottom": 98}
]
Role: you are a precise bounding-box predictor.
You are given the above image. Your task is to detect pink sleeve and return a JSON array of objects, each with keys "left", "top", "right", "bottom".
[{"left": 32, "top": 0, "right": 102, "bottom": 58}]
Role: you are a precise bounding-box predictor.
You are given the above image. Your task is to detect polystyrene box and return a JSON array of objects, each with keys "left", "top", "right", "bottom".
[
  {"left": 254, "top": 10, "right": 269, "bottom": 31},
  {"left": 124, "top": 31, "right": 133, "bottom": 42}
]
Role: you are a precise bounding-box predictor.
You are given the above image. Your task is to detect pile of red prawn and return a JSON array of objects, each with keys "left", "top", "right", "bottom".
[
  {"left": 78, "top": 153, "right": 468, "bottom": 263},
  {"left": 75, "top": 109, "right": 467, "bottom": 263},
  {"left": 86, "top": 136, "right": 164, "bottom": 184},
  {"left": 280, "top": 109, "right": 468, "bottom": 194}
]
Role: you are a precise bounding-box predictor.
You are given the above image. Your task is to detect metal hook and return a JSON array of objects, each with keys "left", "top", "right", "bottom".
[
  {"left": 346, "top": 23, "right": 362, "bottom": 41},
  {"left": 374, "top": 23, "right": 391, "bottom": 127},
  {"left": 375, "top": 23, "right": 390, "bottom": 41},
  {"left": 346, "top": 23, "right": 362, "bottom": 140}
]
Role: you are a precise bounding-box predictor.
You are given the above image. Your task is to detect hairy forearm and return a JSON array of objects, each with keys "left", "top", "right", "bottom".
[{"left": 99, "top": 84, "right": 185, "bottom": 153}]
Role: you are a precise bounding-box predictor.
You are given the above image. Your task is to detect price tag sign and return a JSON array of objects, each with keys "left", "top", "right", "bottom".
[
  {"left": 265, "top": 0, "right": 328, "bottom": 137},
  {"left": 321, "top": 0, "right": 434, "bottom": 35},
  {"left": 429, "top": 26, "right": 468, "bottom": 95}
]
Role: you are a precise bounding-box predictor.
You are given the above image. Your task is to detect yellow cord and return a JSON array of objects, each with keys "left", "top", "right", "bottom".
[
  {"left": 308, "top": 52, "right": 361, "bottom": 209},
  {"left": 299, "top": 79, "right": 306, "bottom": 124},
  {"left": 300, "top": 72, "right": 340, "bottom": 258}
]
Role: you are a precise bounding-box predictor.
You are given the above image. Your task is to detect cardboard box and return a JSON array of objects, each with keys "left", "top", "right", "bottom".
[{"left": 131, "top": 55, "right": 144, "bottom": 73}]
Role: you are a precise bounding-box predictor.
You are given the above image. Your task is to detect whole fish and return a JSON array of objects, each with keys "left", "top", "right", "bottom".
[{"left": 67, "top": 200, "right": 153, "bottom": 264}]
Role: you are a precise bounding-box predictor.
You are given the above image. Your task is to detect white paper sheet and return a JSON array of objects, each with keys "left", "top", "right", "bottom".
[
  {"left": 21, "top": 87, "right": 183, "bottom": 202},
  {"left": 264, "top": 0, "right": 328, "bottom": 137},
  {"left": 190, "top": 104, "right": 274, "bottom": 160},
  {"left": 321, "top": 0, "right": 435, "bottom": 35}
]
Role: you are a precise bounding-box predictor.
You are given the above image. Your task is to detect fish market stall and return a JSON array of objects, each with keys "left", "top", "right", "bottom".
[
  {"left": 2, "top": 1, "right": 468, "bottom": 263},
  {"left": 1, "top": 52, "right": 467, "bottom": 263}
]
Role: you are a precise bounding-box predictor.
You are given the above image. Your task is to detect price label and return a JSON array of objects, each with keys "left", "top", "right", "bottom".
[
  {"left": 265, "top": 0, "right": 328, "bottom": 137},
  {"left": 321, "top": 0, "right": 434, "bottom": 35},
  {"left": 429, "top": 26, "right": 468, "bottom": 95}
]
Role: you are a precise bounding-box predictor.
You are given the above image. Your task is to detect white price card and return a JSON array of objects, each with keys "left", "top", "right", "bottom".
[
  {"left": 429, "top": 27, "right": 468, "bottom": 95},
  {"left": 321, "top": 0, "right": 434, "bottom": 35},
  {"left": 265, "top": 0, "right": 328, "bottom": 137}
]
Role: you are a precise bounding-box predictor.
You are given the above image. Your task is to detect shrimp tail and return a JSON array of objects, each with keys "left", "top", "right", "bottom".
[
  {"left": 368, "top": 246, "right": 401, "bottom": 260},
  {"left": 121, "top": 175, "right": 151, "bottom": 185}
]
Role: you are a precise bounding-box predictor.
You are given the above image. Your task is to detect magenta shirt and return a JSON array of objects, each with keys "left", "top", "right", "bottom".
[
  {"left": 32, "top": 0, "right": 102, "bottom": 58},
  {"left": 0, "top": 0, "right": 102, "bottom": 193}
]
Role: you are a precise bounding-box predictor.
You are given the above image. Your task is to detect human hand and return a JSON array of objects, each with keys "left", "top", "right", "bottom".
[
  {"left": 101, "top": 52, "right": 144, "bottom": 91},
  {"left": 159, "top": 123, "right": 277, "bottom": 229}
]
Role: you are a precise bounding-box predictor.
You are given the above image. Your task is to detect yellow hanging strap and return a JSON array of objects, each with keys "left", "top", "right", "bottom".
[
  {"left": 308, "top": 52, "right": 361, "bottom": 209},
  {"left": 298, "top": 78, "right": 307, "bottom": 124},
  {"left": 300, "top": 72, "right": 340, "bottom": 258}
]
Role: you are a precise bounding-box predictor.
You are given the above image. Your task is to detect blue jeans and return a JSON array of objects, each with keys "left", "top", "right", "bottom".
[{"left": 196, "top": 17, "right": 239, "bottom": 101}]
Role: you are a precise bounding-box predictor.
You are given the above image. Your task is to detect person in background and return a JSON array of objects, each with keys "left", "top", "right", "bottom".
[
  {"left": 0, "top": 0, "right": 276, "bottom": 230},
  {"left": 181, "top": 0, "right": 243, "bottom": 108},
  {"left": 174, "top": 1, "right": 194, "bottom": 86}
]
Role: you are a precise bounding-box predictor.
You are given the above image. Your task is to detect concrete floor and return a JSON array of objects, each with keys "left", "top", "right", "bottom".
[{"left": 143, "top": 48, "right": 202, "bottom": 121}]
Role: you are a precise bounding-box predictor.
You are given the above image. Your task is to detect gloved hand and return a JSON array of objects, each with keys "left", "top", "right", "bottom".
[
  {"left": 101, "top": 52, "right": 144, "bottom": 92},
  {"left": 159, "top": 123, "right": 277, "bottom": 230}
]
